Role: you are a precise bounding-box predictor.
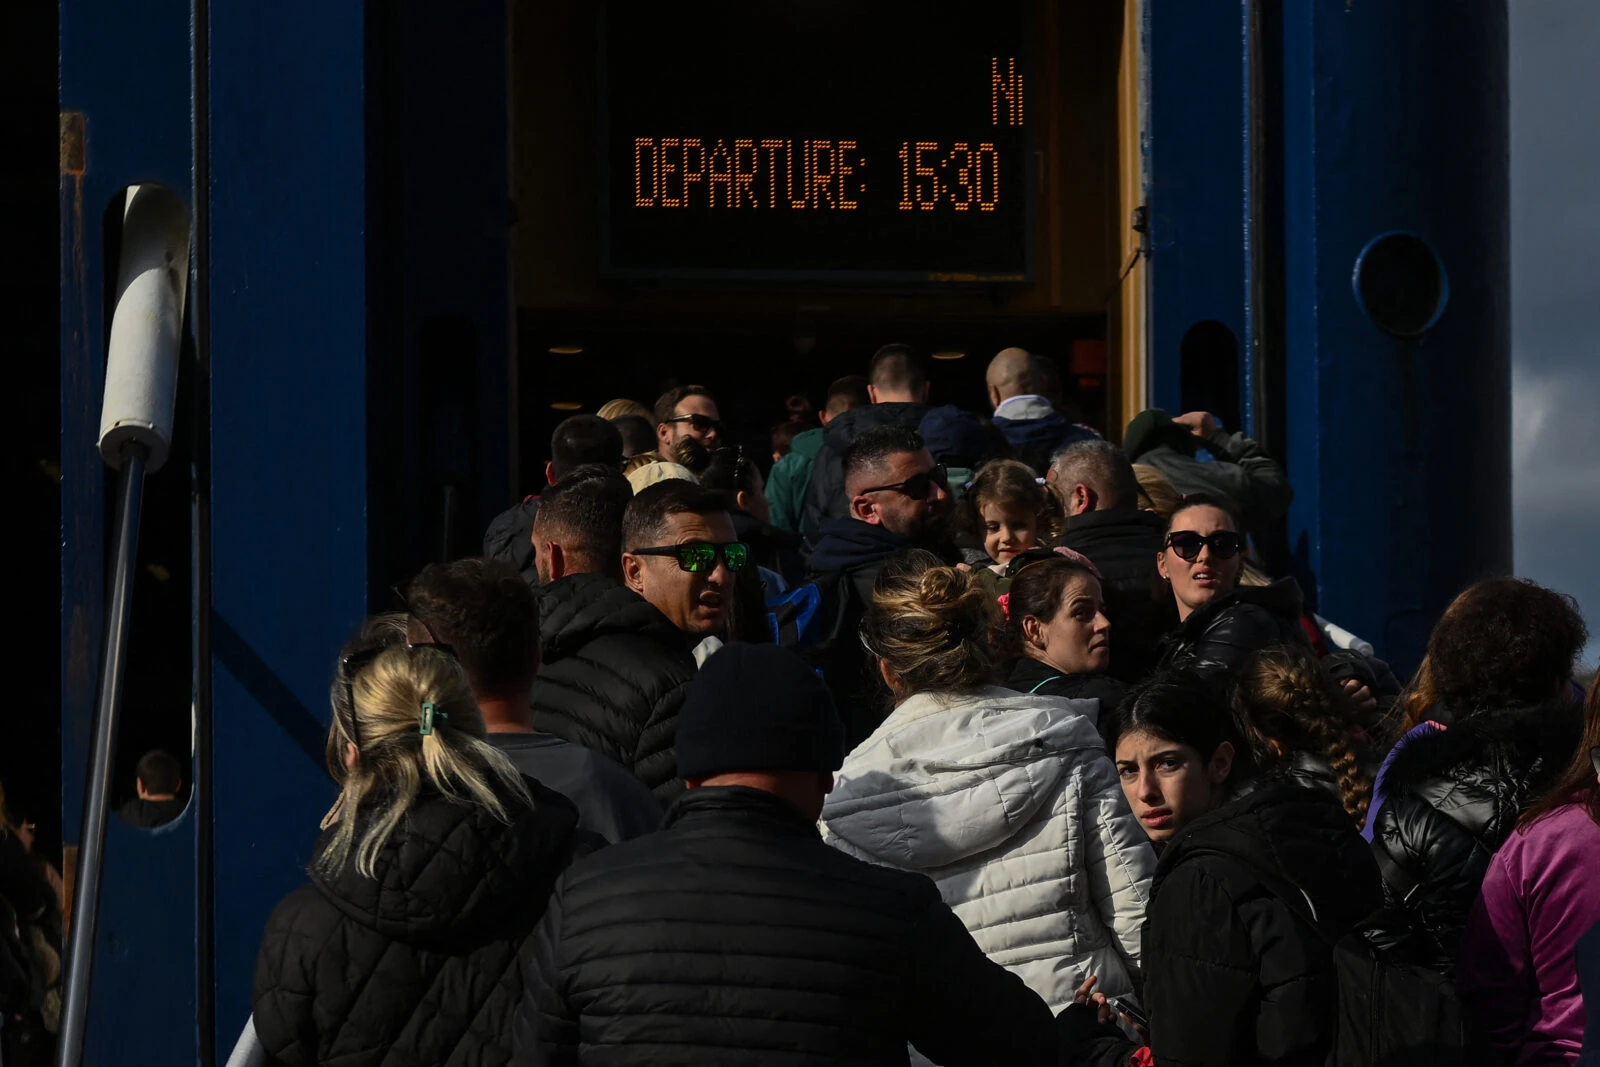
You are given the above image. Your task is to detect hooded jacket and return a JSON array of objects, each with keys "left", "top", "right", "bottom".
[
  {"left": 820, "top": 685, "right": 1155, "bottom": 1013},
  {"left": 802, "top": 401, "right": 930, "bottom": 544},
  {"left": 1078, "top": 780, "right": 1383, "bottom": 1067},
  {"left": 1369, "top": 698, "right": 1583, "bottom": 973},
  {"left": 1059, "top": 508, "right": 1173, "bottom": 682},
  {"left": 529, "top": 573, "right": 697, "bottom": 804},
  {"left": 805, "top": 519, "right": 915, "bottom": 747},
  {"left": 1125, "top": 422, "right": 1293, "bottom": 536},
  {"left": 990, "top": 395, "right": 1101, "bottom": 472},
  {"left": 515, "top": 786, "right": 1058, "bottom": 1067},
  {"left": 1155, "top": 578, "right": 1307, "bottom": 690},
  {"left": 766, "top": 426, "right": 825, "bottom": 535},
  {"left": 252, "top": 780, "right": 579, "bottom": 1067},
  {"left": 483, "top": 497, "right": 542, "bottom": 586}
]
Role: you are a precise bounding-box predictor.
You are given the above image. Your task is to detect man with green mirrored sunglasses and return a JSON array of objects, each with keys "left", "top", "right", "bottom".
[{"left": 622, "top": 480, "right": 742, "bottom": 641}]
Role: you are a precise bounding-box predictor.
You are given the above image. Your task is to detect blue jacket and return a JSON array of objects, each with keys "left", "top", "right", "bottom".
[{"left": 991, "top": 396, "right": 1100, "bottom": 470}]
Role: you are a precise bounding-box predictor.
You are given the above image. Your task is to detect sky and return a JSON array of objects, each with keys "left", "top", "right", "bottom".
[{"left": 1510, "top": 0, "right": 1600, "bottom": 671}]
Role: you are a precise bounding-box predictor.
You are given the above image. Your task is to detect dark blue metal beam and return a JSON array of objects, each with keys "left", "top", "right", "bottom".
[{"left": 1281, "top": 0, "right": 1511, "bottom": 672}]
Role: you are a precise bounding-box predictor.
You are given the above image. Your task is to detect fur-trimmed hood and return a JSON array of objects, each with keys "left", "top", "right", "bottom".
[{"left": 1379, "top": 697, "right": 1583, "bottom": 800}]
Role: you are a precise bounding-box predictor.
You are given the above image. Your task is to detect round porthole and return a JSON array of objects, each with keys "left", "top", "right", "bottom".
[{"left": 1352, "top": 232, "right": 1448, "bottom": 337}]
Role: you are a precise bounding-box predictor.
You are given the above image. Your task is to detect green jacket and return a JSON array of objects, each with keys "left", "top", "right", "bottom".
[{"left": 767, "top": 427, "right": 825, "bottom": 534}]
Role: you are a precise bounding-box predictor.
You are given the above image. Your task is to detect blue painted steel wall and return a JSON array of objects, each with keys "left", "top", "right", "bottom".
[
  {"left": 205, "top": 3, "right": 371, "bottom": 1058},
  {"left": 1280, "top": 1, "right": 1510, "bottom": 671},
  {"left": 1145, "top": 1, "right": 1510, "bottom": 672},
  {"left": 1145, "top": 0, "right": 1250, "bottom": 425},
  {"left": 59, "top": 1, "right": 199, "bottom": 1063}
]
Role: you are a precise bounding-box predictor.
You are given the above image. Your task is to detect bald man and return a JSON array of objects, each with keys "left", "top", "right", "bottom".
[{"left": 986, "top": 347, "right": 1100, "bottom": 473}]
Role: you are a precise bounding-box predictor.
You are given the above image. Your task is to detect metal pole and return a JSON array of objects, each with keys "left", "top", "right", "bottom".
[{"left": 56, "top": 442, "right": 149, "bottom": 1067}]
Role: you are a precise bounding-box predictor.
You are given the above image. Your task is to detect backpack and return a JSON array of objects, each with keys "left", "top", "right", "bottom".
[
  {"left": 1188, "top": 849, "right": 1470, "bottom": 1067},
  {"left": 766, "top": 582, "right": 823, "bottom": 650}
]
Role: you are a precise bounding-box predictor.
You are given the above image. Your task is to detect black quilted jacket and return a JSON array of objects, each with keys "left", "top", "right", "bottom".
[
  {"left": 1155, "top": 579, "right": 1307, "bottom": 690},
  {"left": 1059, "top": 507, "right": 1174, "bottom": 682},
  {"left": 1368, "top": 698, "right": 1583, "bottom": 974},
  {"left": 513, "top": 786, "right": 1059, "bottom": 1066},
  {"left": 252, "top": 779, "right": 580, "bottom": 1067},
  {"left": 1075, "top": 780, "right": 1383, "bottom": 1067},
  {"left": 528, "top": 573, "right": 697, "bottom": 805}
]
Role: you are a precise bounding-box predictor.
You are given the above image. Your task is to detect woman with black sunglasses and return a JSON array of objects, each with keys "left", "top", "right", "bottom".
[{"left": 1152, "top": 494, "right": 1307, "bottom": 690}]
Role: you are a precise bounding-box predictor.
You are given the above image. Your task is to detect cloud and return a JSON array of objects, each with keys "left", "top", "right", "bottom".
[
  {"left": 1511, "top": 0, "right": 1600, "bottom": 670},
  {"left": 1511, "top": 363, "right": 1600, "bottom": 669}
]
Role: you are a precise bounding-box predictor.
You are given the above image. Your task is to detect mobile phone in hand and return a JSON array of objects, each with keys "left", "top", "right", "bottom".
[{"left": 1109, "top": 997, "right": 1148, "bottom": 1029}]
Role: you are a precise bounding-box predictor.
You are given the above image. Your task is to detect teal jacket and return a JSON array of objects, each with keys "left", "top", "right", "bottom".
[{"left": 767, "top": 427, "right": 825, "bottom": 533}]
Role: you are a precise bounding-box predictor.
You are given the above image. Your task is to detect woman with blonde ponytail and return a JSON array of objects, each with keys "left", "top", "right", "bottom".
[
  {"left": 820, "top": 550, "right": 1155, "bottom": 1017},
  {"left": 252, "top": 617, "right": 581, "bottom": 1066},
  {"left": 1232, "top": 644, "right": 1374, "bottom": 826}
]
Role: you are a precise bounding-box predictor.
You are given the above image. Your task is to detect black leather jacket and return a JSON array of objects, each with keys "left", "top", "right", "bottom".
[
  {"left": 1155, "top": 579, "right": 1308, "bottom": 689},
  {"left": 1368, "top": 698, "right": 1583, "bottom": 974}
]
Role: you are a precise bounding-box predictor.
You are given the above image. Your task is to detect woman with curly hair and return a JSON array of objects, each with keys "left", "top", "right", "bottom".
[
  {"left": 819, "top": 550, "right": 1154, "bottom": 1016},
  {"left": 1231, "top": 644, "right": 1374, "bottom": 826},
  {"left": 1367, "top": 576, "right": 1588, "bottom": 975}
]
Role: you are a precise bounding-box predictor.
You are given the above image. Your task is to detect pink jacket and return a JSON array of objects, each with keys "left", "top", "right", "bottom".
[{"left": 1458, "top": 801, "right": 1600, "bottom": 1066}]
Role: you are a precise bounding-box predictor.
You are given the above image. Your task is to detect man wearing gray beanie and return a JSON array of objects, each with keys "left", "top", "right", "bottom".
[{"left": 514, "top": 643, "right": 1057, "bottom": 1066}]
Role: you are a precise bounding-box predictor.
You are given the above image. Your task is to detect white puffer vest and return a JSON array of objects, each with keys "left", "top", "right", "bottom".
[{"left": 820, "top": 686, "right": 1155, "bottom": 1012}]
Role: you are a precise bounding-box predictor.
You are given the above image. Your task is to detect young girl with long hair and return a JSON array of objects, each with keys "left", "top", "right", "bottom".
[{"left": 1091, "top": 674, "right": 1383, "bottom": 1066}]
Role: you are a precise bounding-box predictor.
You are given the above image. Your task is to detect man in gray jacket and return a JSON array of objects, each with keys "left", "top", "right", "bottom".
[{"left": 1123, "top": 408, "right": 1293, "bottom": 538}]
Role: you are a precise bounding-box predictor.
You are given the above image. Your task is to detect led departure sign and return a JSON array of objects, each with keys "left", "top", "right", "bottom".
[{"left": 601, "top": 3, "right": 1033, "bottom": 281}]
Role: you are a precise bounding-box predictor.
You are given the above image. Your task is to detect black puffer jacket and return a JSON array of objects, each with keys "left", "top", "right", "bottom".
[
  {"left": 806, "top": 519, "right": 917, "bottom": 748},
  {"left": 529, "top": 573, "right": 697, "bottom": 804},
  {"left": 253, "top": 780, "right": 580, "bottom": 1067},
  {"left": 483, "top": 497, "right": 542, "bottom": 586},
  {"left": 1079, "top": 780, "right": 1383, "bottom": 1067},
  {"left": 1059, "top": 507, "right": 1173, "bottom": 682},
  {"left": 513, "top": 786, "right": 1057, "bottom": 1066},
  {"left": 1155, "top": 579, "right": 1307, "bottom": 690},
  {"left": 1369, "top": 699, "right": 1583, "bottom": 974},
  {"left": 1003, "top": 654, "right": 1127, "bottom": 727},
  {"left": 801, "top": 401, "right": 929, "bottom": 545}
]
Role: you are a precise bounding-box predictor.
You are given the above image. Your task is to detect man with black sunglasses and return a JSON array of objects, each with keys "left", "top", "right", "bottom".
[
  {"left": 653, "top": 384, "right": 723, "bottom": 455},
  {"left": 807, "top": 426, "right": 956, "bottom": 745},
  {"left": 800, "top": 343, "right": 932, "bottom": 545}
]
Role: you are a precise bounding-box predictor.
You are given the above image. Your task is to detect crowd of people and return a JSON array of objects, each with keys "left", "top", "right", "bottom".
[{"left": 239, "top": 343, "right": 1597, "bottom": 1066}]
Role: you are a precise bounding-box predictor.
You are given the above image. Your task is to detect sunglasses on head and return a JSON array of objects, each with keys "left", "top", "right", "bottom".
[
  {"left": 1163, "top": 529, "right": 1243, "bottom": 561},
  {"left": 860, "top": 463, "right": 949, "bottom": 501},
  {"left": 631, "top": 540, "right": 749, "bottom": 573},
  {"left": 664, "top": 413, "right": 723, "bottom": 435}
]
